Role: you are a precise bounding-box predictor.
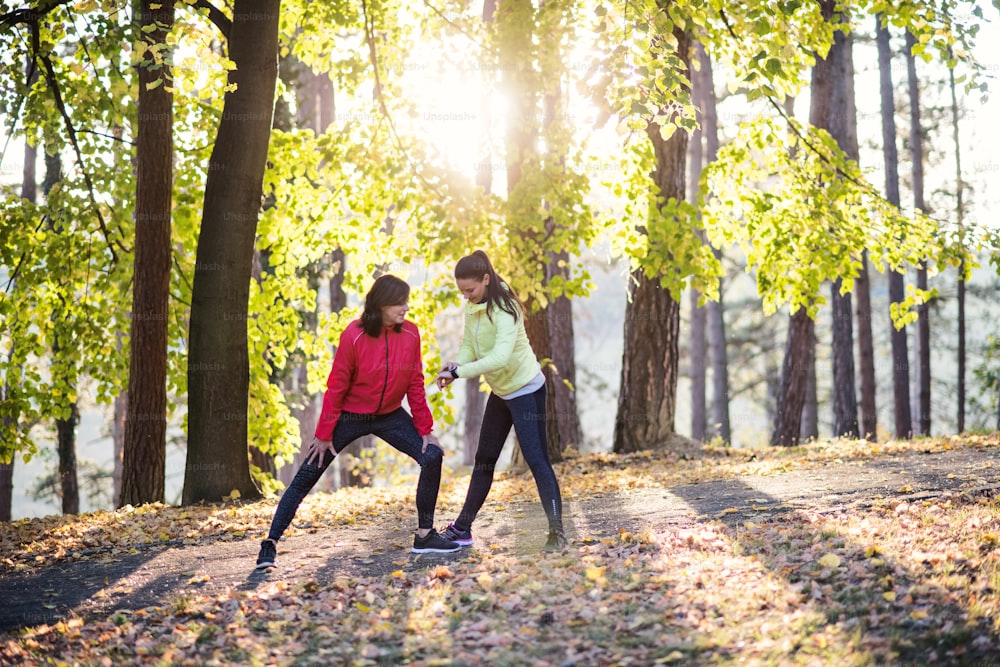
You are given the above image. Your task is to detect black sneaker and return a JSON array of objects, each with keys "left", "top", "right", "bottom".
[
  {"left": 542, "top": 530, "right": 567, "bottom": 553},
  {"left": 412, "top": 529, "right": 460, "bottom": 554},
  {"left": 439, "top": 523, "right": 473, "bottom": 547},
  {"left": 256, "top": 539, "right": 277, "bottom": 569}
]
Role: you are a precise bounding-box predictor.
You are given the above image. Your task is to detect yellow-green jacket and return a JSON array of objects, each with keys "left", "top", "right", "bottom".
[{"left": 454, "top": 298, "right": 540, "bottom": 395}]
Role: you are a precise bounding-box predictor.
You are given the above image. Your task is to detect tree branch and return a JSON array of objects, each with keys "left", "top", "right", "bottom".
[
  {"left": 31, "top": 18, "right": 124, "bottom": 262},
  {"left": 360, "top": 0, "right": 448, "bottom": 199},
  {"left": 190, "top": 0, "right": 231, "bottom": 40},
  {"left": 0, "top": 0, "right": 72, "bottom": 31}
]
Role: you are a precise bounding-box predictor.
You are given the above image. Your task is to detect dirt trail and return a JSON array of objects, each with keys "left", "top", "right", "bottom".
[{"left": 1, "top": 446, "right": 997, "bottom": 633}]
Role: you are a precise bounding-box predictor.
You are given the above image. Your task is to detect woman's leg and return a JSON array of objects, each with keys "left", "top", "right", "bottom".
[
  {"left": 508, "top": 385, "right": 563, "bottom": 533},
  {"left": 372, "top": 408, "right": 443, "bottom": 530},
  {"left": 265, "top": 414, "right": 371, "bottom": 542},
  {"left": 454, "top": 393, "right": 513, "bottom": 532}
]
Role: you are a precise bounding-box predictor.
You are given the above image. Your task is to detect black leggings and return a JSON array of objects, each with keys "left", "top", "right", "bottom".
[
  {"left": 266, "top": 408, "right": 443, "bottom": 541},
  {"left": 455, "top": 384, "right": 563, "bottom": 533}
]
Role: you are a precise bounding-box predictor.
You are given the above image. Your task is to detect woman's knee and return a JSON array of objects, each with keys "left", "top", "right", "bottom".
[{"left": 419, "top": 443, "right": 444, "bottom": 468}]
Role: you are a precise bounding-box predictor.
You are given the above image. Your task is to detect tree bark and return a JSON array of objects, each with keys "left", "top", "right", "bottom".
[
  {"left": 183, "top": 0, "right": 280, "bottom": 505},
  {"left": 545, "top": 257, "right": 581, "bottom": 455},
  {"left": 905, "top": 31, "right": 931, "bottom": 436},
  {"left": 2, "top": 117, "right": 38, "bottom": 521},
  {"left": 771, "top": 308, "right": 814, "bottom": 446},
  {"left": 800, "top": 327, "right": 818, "bottom": 440},
  {"left": 120, "top": 0, "right": 174, "bottom": 506},
  {"left": 813, "top": 0, "right": 860, "bottom": 439},
  {"left": 56, "top": 403, "right": 79, "bottom": 514},
  {"left": 112, "top": 391, "right": 126, "bottom": 505},
  {"left": 687, "top": 47, "right": 706, "bottom": 443},
  {"left": 948, "top": 51, "right": 966, "bottom": 434},
  {"left": 877, "top": 17, "right": 912, "bottom": 439},
  {"left": 613, "top": 25, "right": 689, "bottom": 454},
  {"left": 699, "top": 47, "right": 731, "bottom": 444},
  {"left": 497, "top": 0, "right": 571, "bottom": 464},
  {"left": 465, "top": 0, "right": 493, "bottom": 465}
]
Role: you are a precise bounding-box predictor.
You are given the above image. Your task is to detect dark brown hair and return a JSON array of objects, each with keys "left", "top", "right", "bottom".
[
  {"left": 359, "top": 275, "right": 410, "bottom": 336},
  {"left": 454, "top": 250, "right": 520, "bottom": 322}
]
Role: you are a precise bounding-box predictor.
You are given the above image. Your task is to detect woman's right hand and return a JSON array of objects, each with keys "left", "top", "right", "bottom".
[
  {"left": 305, "top": 436, "right": 335, "bottom": 466},
  {"left": 436, "top": 361, "right": 457, "bottom": 390}
]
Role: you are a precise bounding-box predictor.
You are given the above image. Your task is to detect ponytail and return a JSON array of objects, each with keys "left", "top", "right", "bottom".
[{"left": 454, "top": 250, "right": 521, "bottom": 322}]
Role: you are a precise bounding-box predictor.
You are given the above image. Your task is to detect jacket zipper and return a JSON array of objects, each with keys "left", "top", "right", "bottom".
[
  {"left": 474, "top": 311, "right": 482, "bottom": 358},
  {"left": 375, "top": 331, "right": 389, "bottom": 413}
]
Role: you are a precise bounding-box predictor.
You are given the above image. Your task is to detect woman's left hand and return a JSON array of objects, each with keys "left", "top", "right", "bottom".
[{"left": 422, "top": 433, "right": 443, "bottom": 454}]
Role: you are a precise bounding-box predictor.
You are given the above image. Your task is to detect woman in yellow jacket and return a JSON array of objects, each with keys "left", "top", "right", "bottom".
[{"left": 435, "top": 250, "right": 566, "bottom": 551}]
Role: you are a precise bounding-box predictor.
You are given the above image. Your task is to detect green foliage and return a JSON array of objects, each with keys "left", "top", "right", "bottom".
[
  {"left": 0, "top": 0, "right": 992, "bottom": 489},
  {"left": 0, "top": 7, "right": 134, "bottom": 463},
  {"left": 700, "top": 116, "right": 963, "bottom": 320}
]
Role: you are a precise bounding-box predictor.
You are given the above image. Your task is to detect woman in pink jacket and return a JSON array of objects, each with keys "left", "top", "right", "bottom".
[{"left": 255, "top": 275, "right": 458, "bottom": 570}]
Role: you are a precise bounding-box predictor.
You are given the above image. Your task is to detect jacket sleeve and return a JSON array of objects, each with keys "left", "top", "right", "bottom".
[
  {"left": 314, "top": 327, "right": 356, "bottom": 440},
  {"left": 453, "top": 310, "right": 477, "bottom": 365},
  {"left": 405, "top": 327, "right": 434, "bottom": 436},
  {"left": 456, "top": 309, "right": 518, "bottom": 378}
]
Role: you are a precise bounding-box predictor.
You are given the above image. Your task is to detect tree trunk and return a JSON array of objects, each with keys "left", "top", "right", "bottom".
[
  {"left": 800, "top": 327, "right": 818, "bottom": 440},
  {"left": 877, "top": 17, "right": 912, "bottom": 439},
  {"left": 112, "top": 391, "right": 126, "bottom": 505},
  {"left": 906, "top": 31, "right": 931, "bottom": 436},
  {"left": 56, "top": 403, "right": 80, "bottom": 514},
  {"left": 40, "top": 125, "right": 82, "bottom": 513},
  {"left": 120, "top": 0, "right": 174, "bottom": 506},
  {"left": 699, "top": 46, "right": 731, "bottom": 444},
  {"left": 2, "top": 117, "right": 38, "bottom": 521},
  {"left": 278, "top": 65, "right": 335, "bottom": 491},
  {"left": 852, "top": 15, "right": 878, "bottom": 441},
  {"left": 687, "top": 49, "right": 706, "bottom": 443},
  {"left": 463, "top": 382, "right": 483, "bottom": 466},
  {"left": 465, "top": 0, "right": 493, "bottom": 465},
  {"left": 855, "top": 254, "right": 876, "bottom": 440},
  {"left": 771, "top": 308, "right": 814, "bottom": 446},
  {"left": 613, "top": 25, "right": 689, "bottom": 454},
  {"left": 497, "top": 0, "right": 570, "bottom": 465},
  {"left": 183, "top": 0, "right": 280, "bottom": 505},
  {"left": 948, "top": 52, "right": 966, "bottom": 434},
  {"left": 814, "top": 0, "right": 860, "bottom": 440},
  {"left": 545, "top": 257, "right": 581, "bottom": 455}
]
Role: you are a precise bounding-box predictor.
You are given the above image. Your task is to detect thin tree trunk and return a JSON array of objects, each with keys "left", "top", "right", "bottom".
[
  {"left": 687, "top": 47, "right": 706, "bottom": 442},
  {"left": 906, "top": 31, "right": 931, "bottom": 436},
  {"left": 1, "top": 114, "right": 39, "bottom": 521},
  {"left": 948, "top": 51, "right": 966, "bottom": 433},
  {"left": 877, "top": 17, "right": 912, "bottom": 439},
  {"left": 120, "top": 0, "right": 174, "bottom": 506},
  {"left": 614, "top": 23, "right": 689, "bottom": 454},
  {"left": 279, "top": 65, "right": 334, "bottom": 490},
  {"left": 800, "top": 327, "right": 818, "bottom": 440},
  {"left": 112, "top": 392, "right": 126, "bottom": 505},
  {"left": 772, "top": 308, "right": 814, "bottom": 446},
  {"left": 40, "top": 128, "right": 81, "bottom": 513},
  {"left": 183, "top": 0, "right": 280, "bottom": 504},
  {"left": 815, "top": 0, "right": 860, "bottom": 439},
  {"left": 462, "top": 0, "right": 495, "bottom": 466},
  {"left": 56, "top": 403, "right": 80, "bottom": 514},
  {"left": 699, "top": 47, "right": 730, "bottom": 444},
  {"left": 546, "top": 265, "right": 581, "bottom": 452}
]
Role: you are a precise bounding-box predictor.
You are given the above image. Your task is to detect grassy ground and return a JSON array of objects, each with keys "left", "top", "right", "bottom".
[{"left": 1, "top": 433, "right": 999, "bottom": 665}]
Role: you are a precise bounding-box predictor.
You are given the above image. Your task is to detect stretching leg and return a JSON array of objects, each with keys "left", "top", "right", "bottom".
[
  {"left": 508, "top": 386, "right": 563, "bottom": 533},
  {"left": 265, "top": 413, "right": 370, "bottom": 541},
  {"left": 374, "top": 408, "right": 444, "bottom": 529},
  {"left": 454, "top": 393, "right": 513, "bottom": 532}
]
